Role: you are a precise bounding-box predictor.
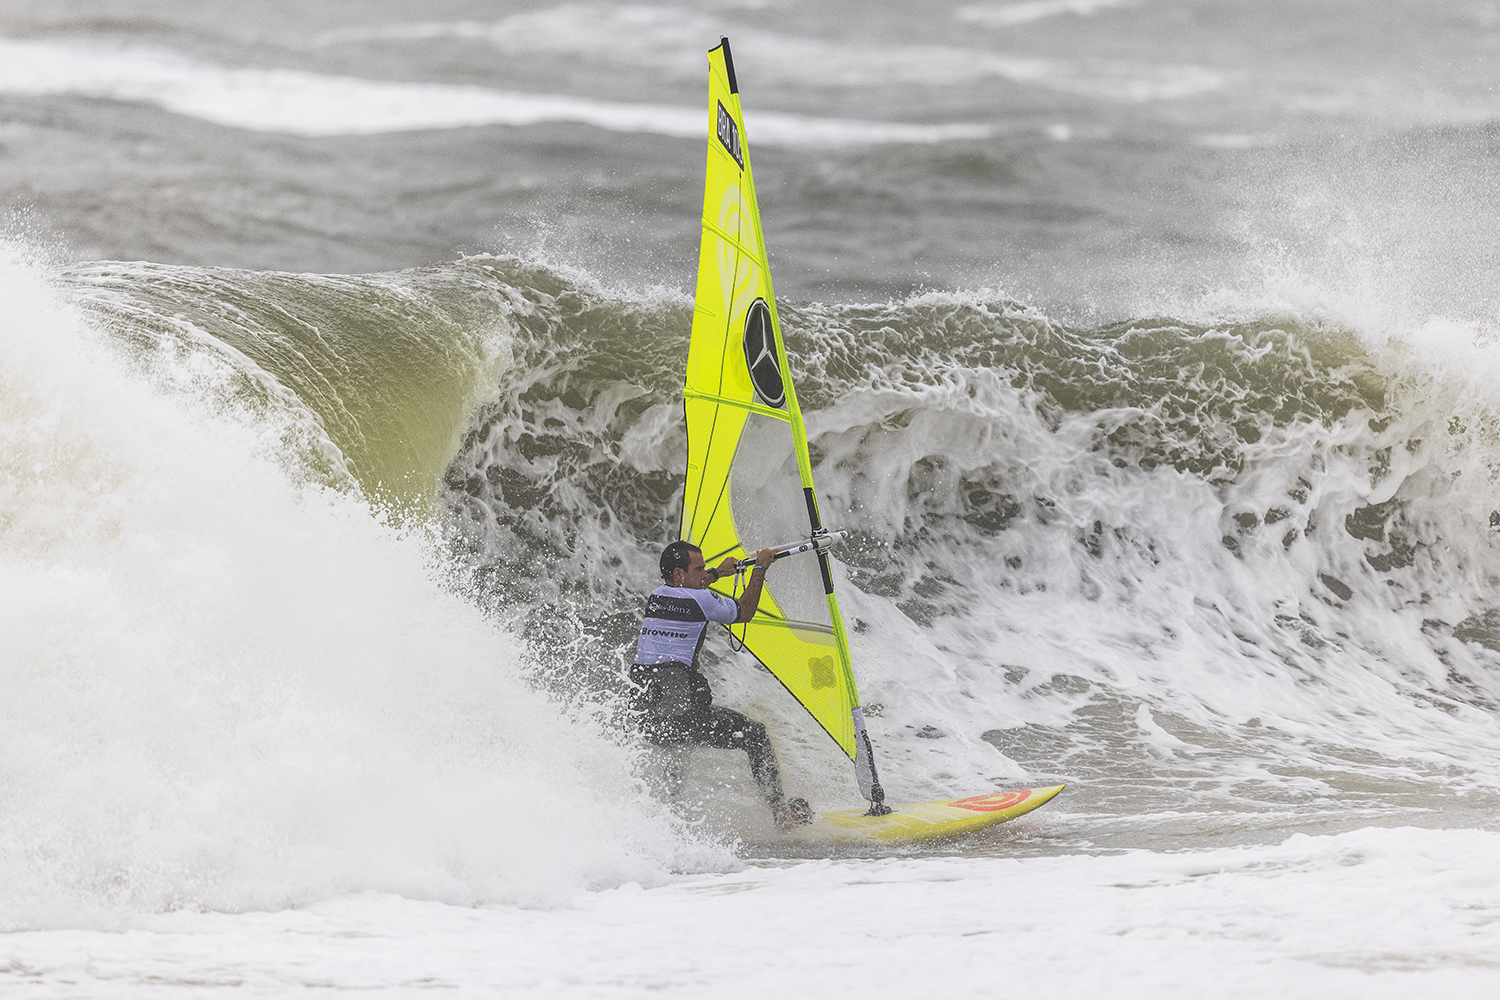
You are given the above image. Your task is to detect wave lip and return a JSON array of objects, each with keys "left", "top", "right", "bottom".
[{"left": 0, "top": 36, "right": 989, "bottom": 144}]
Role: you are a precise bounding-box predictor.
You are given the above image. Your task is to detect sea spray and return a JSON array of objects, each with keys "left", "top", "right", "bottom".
[{"left": 0, "top": 244, "right": 722, "bottom": 929}]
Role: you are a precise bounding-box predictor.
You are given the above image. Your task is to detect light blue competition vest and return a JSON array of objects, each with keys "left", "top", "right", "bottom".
[{"left": 635, "top": 585, "right": 738, "bottom": 666}]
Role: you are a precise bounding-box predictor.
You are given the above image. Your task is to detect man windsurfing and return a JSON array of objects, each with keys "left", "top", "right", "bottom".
[{"left": 631, "top": 540, "right": 813, "bottom": 831}]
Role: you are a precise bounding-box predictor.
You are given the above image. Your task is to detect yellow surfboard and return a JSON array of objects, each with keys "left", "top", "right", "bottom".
[{"left": 798, "top": 785, "right": 1066, "bottom": 846}]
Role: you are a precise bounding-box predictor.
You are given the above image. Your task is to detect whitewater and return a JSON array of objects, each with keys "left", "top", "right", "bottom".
[
  {"left": 7, "top": 0, "right": 1500, "bottom": 996},
  {"left": 8, "top": 240, "right": 1500, "bottom": 993}
]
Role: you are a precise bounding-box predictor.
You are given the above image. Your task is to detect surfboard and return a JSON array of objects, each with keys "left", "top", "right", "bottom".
[
  {"left": 680, "top": 37, "right": 1063, "bottom": 837},
  {"left": 798, "top": 785, "right": 1066, "bottom": 846}
]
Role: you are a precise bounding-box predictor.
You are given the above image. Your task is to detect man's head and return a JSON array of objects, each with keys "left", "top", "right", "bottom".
[{"left": 660, "top": 540, "right": 711, "bottom": 588}]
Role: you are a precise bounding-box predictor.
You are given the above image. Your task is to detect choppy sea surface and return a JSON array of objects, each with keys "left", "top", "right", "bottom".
[{"left": 6, "top": 1, "right": 1500, "bottom": 995}]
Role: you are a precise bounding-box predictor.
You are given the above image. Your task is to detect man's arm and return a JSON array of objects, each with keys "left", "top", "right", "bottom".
[{"left": 734, "top": 548, "right": 776, "bottom": 623}]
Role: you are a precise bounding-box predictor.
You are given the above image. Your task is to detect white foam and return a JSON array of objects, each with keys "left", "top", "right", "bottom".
[
  {"left": 757, "top": 288, "right": 1500, "bottom": 808},
  {"left": 323, "top": 4, "right": 1229, "bottom": 102},
  {"left": 4, "top": 827, "right": 1499, "bottom": 994},
  {"left": 0, "top": 242, "right": 718, "bottom": 928},
  {"left": 0, "top": 36, "right": 987, "bottom": 143}
]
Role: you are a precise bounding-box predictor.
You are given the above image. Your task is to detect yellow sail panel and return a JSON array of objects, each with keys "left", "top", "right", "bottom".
[{"left": 680, "top": 40, "right": 859, "bottom": 759}]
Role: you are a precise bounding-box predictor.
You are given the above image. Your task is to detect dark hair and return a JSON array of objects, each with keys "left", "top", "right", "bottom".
[{"left": 660, "top": 540, "right": 702, "bottom": 583}]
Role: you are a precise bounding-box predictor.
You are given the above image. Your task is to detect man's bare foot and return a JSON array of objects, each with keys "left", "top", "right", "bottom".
[{"left": 771, "top": 796, "right": 814, "bottom": 832}]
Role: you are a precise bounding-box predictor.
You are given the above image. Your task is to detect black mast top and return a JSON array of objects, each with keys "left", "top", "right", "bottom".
[{"left": 718, "top": 35, "right": 739, "bottom": 93}]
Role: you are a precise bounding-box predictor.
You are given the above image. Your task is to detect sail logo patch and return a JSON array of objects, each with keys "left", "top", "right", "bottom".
[
  {"left": 809, "top": 655, "right": 837, "bottom": 689},
  {"left": 743, "top": 298, "right": 785, "bottom": 408},
  {"left": 717, "top": 101, "right": 744, "bottom": 169},
  {"left": 950, "top": 790, "right": 1031, "bottom": 813}
]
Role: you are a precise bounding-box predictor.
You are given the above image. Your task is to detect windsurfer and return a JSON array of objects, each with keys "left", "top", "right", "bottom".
[{"left": 631, "top": 540, "right": 813, "bottom": 831}]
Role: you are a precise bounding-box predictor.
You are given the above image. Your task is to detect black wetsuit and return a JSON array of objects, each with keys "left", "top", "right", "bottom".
[{"left": 631, "top": 585, "right": 783, "bottom": 803}]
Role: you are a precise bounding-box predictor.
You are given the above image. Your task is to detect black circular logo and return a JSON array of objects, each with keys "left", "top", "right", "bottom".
[{"left": 742, "top": 298, "right": 785, "bottom": 409}]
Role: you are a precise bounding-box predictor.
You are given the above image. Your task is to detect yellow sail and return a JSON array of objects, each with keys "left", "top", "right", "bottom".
[{"left": 681, "top": 38, "right": 883, "bottom": 805}]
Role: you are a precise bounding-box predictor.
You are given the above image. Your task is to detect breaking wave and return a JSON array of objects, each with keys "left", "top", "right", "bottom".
[{"left": 8, "top": 243, "right": 1500, "bottom": 926}]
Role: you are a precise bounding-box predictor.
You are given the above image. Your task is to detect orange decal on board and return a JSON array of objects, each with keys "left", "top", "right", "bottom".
[{"left": 950, "top": 790, "right": 1031, "bottom": 813}]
